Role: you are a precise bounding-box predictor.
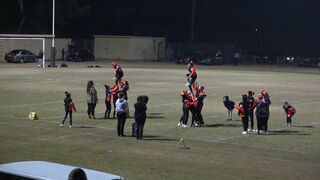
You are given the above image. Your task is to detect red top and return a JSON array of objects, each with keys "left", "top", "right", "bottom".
[{"left": 190, "top": 67, "right": 197, "bottom": 77}]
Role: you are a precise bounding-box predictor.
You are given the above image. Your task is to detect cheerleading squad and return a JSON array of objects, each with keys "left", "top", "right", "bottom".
[
  {"left": 60, "top": 61, "right": 148, "bottom": 140},
  {"left": 60, "top": 60, "right": 297, "bottom": 137},
  {"left": 178, "top": 60, "right": 297, "bottom": 135}
]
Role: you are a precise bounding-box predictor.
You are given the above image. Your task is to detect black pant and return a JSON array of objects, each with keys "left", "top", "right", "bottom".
[
  {"left": 135, "top": 117, "right": 146, "bottom": 140},
  {"left": 105, "top": 101, "right": 111, "bottom": 118},
  {"left": 117, "top": 111, "right": 127, "bottom": 136},
  {"left": 241, "top": 116, "right": 249, "bottom": 131},
  {"left": 87, "top": 103, "right": 96, "bottom": 118},
  {"left": 257, "top": 116, "right": 269, "bottom": 132},
  {"left": 196, "top": 103, "right": 204, "bottom": 125},
  {"left": 115, "top": 73, "right": 123, "bottom": 85},
  {"left": 287, "top": 116, "right": 292, "bottom": 124},
  {"left": 181, "top": 107, "right": 189, "bottom": 125},
  {"left": 62, "top": 110, "right": 72, "bottom": 125},
  {"left": 248, "top": 111, "right": 254, "bottom": 129},
  {"left": 188, "top": 76, "right": 197, "bottom": 93},
  {"left": 113, "top": 99, "right": 117, "bottom": 118}
]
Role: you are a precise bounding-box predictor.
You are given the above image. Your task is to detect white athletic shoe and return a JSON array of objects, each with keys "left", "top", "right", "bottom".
[
  {"left": 177, "top": 122, "right": 182, "bottom": 126},
  {"left": 60, "top": 124, "right": 64, "bottom": 128},
  {"left": 247, "top": 128, "right": 252, "bottom": 132},
  {"left": 241, "top": 131, "right": 247, "bottom": 135},
  {"left": 69, "top": 125, "right": 72, "bottom": 128},
  {"left": 259, "top": 130, "right": 266, "bottom": 134},
  {"left": 182, "top": 124, "right": 188, "bottom": 128},
  {"left": 185, "top": 82, "right": 190, "bottom": 86},
  {"left": 195, "top": 123, "right": 199, "bottom": 127}
]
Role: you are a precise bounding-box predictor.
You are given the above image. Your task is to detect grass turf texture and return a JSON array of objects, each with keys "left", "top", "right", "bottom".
[{"left": 0, "top": 61, "right": 319, "bottom": 180}]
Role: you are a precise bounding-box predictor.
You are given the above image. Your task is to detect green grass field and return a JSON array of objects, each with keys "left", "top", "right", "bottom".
[{"left": 0, "top": 61, "right": 319, "bottom": 180}]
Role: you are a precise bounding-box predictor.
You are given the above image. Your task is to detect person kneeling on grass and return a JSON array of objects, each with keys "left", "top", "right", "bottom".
[
  {"left": 116, "top": 93, "right": 129, "bottom": 136},
  {"left": 61, "top": 91, "right": 76, "bottom": 128},
  {"left": 283, "top": 102, "right": 296, "bottom": 127}
]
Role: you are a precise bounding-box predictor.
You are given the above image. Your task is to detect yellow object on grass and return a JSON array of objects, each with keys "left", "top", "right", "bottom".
[{"left": 28, "top": 112, "right": 38, "bottom": 120}]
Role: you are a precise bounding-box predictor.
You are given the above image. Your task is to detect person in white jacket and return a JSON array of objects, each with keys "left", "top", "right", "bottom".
[{"left": 115, "top": 93, "right": 129, "bottom": 136}]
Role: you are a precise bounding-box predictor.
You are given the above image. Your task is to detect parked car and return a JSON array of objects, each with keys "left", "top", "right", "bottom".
[
  {"left": 198, "top": 54, "right": 222, "bottom": 65},
  {"left": 4, "top": 49, "right": 37, "bottom": 63},
  {"left": 66, "top": 49, "right": 95, "bottom": 62},
  {"left": 176, "top": 52, "right": 202, "bottom": 64},
  {"left": 297, "top": 57, "right": 320, "bottom": 67}
]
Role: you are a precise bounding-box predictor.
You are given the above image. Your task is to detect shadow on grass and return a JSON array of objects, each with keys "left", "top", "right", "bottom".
[
  {"left": 203, "top": 123, "right": 242, "bottom": 128},
  {"left": 268, "top": 130, "right": 310, "bottom": 136},
  {"left": 142, "top": 135, "right": 178, "bottom": 141},
  {"left": 75, "top": 125, "right": 96, "bottom": 129},
  {"left": 148, "top": 113, "right": 163, "bottom": 116},
  {"left": 147, "top": 115, "right": 165, "bottom": 119},
  {"left": 292, "top": 125, "right": 314, "bottom": 128}
]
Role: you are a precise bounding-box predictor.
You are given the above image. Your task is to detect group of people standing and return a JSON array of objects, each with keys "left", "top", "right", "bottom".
[
  {"left": 60, "top": 60, "right": 297, "bottom": 138},
  {"left": 178, "top": 60, "right": 207, "bottom": 128},
  {"left": 60, "top": 61, "right": 148, "bottom": 140},
  {"left": 224, "top": 90, "right": 296, "bottom": 135}
]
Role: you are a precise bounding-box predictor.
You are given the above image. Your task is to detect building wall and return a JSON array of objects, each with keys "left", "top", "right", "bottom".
[
  {"left": 94, "top": 35, "right": 165, "bottom": 61},
  {"left": 0, "top": 38, "right": 71, "bottom": 62}
]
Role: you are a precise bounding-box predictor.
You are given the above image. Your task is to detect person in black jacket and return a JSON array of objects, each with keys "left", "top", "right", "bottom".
[
  {"left": 61, "top": 91, "right": 76, "bottom": 128},
  {"left": 134, "top": 96, "right": 148, "bottom": 140},
  {"left": 255, "top": 92, "right": 271, "bottom": 134},
  {"left": 247, "top": 91, "right": 257, "bottom": 132},
  {"left": 234, "top": 94, "right": 250, "bottom": 135}
]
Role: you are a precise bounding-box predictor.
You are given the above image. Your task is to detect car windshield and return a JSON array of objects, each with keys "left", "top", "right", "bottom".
[{"left": 10, "top": 50, "right": 22, "bottom": 54}]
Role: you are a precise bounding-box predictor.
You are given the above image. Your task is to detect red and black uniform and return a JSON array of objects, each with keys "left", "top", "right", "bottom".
[
  {"left": 111, "top": 84, "right": 119, "bottom": 118},
  {"left": 195, "top": 87, "right": 206, "bottom": 126},
  {"left": 187, "top": 62, "right": 197, "bottom": 93},
  {"left": 113, "top": 64, "right": 124, "bottom": 85},
  {"left": 283, "top": 103, "right": 296, "bottom": 126},
  {"left": 104, "top": 85, "right": 112, "bottom": 119},
  {"left": 234, "top": 94, "right": 250, "bottom": 132},
  {"left": 61, "top": 92, "right": 76, "bottom": 126},
  {"left": 247, "top": 91, "right": 257, "bottom": 130},
  {"left": 179, "top": 91, "right": 192, "bottom": 126},
  {"left": 189, "top": 94, "right": 198, "bottom": 126},
  {"left": 119, "top": 80, "right": 129, "bottom": 100}
]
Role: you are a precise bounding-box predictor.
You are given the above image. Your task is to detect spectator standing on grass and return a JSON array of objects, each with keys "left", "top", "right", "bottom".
[
  {"left": 60, "top": 91, "right": 76, "bottom": 128},
  {"left": 255, "top": 90, "right": 271, "bottom": 134},
  {"left": 37, "top": 50, "right": 43, "bottom": 67},
  {"left": 116, "top": 93, "right": 129, "bottom": 136},
  {"left": 134, "top": 96, "right": 147, "bottom": 140},
  {"left": 234, "top": 94, "right": 250, "bottom": 135},
  {"left": 86, "top": 80, "right": 98, "bottom": 119},
  {"left": 283, "top": 102, "right": 296, "bottom": 127}
]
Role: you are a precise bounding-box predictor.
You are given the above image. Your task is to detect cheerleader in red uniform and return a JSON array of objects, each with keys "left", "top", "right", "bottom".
[{"left": 283, "top": 102, "right": 296, "bottom": 127}]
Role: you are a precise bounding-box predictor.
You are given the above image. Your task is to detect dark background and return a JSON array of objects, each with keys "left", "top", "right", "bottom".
[{"left": 0, "top": 0, "right": 319, "bottom": 56}]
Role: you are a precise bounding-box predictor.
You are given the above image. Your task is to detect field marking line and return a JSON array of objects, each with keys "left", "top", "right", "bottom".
[{"left": 0, "top": 115, "right": 318, "bottom": 156}]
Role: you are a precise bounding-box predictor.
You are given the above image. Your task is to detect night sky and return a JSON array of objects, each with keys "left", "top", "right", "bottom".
[{"left": 0, "top": 0, "right": 319, "bottom": 56}]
